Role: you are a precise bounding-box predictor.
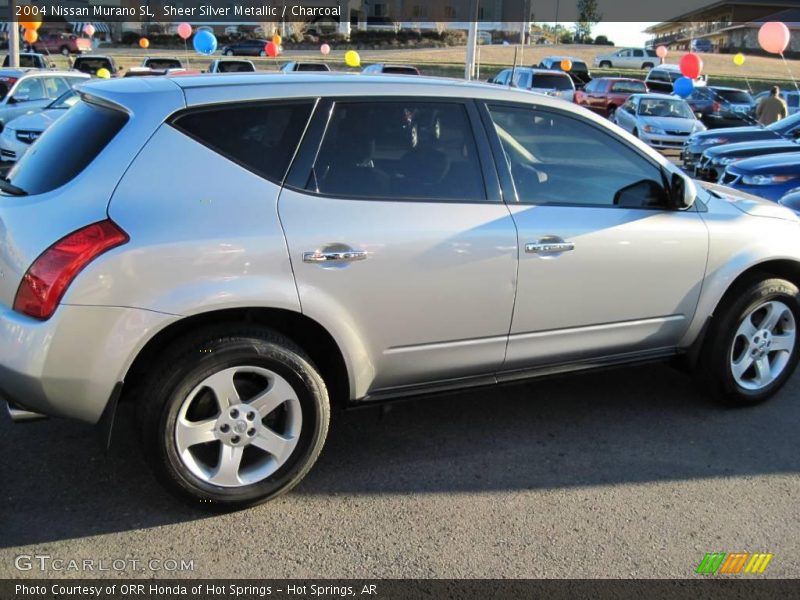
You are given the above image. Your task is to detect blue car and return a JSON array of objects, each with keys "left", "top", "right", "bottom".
[
  {"left": 722, "top": 152, "right": 800, "bottom": 201},
  {"left": 779, "top": 187, "right": 800, "bottom": 216}
]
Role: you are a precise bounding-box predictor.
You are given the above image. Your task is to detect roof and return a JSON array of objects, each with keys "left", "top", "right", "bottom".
[
  {"left": 646, "top": 1, "right": 799, "bottom": 32},
  {"left": 632, "top": 93, "right": 687, "bottom": 100}
]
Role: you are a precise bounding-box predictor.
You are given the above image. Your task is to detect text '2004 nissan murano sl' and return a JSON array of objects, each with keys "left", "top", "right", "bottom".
[{"left": 1, "top": 74, "right": 799, "bottom": 510}]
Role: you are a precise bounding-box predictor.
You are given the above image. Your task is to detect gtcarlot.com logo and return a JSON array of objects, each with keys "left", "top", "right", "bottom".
[
  {"left": 14, "top": 554, "right": 195, "bottom": 572},
  {"left": 696, "top": 552, "right": 774, "bottom": 575}
]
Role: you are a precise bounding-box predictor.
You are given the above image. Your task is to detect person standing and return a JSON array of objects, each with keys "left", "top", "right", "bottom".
[{"left": 756, "top": 86, "right": 788, "bottom": 125}]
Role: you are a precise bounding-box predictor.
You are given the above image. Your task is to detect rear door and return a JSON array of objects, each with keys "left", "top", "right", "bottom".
[{"left": 278, "top": 97, "right": 518, "bottom": 397}]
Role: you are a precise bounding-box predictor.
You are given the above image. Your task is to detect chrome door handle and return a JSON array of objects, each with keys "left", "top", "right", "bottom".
[
  {"left": 525, "top": 242, "right": 575, "bottom": 254},
  {"left": 303, "top": 250, "right": 368, "bottom": 263}
]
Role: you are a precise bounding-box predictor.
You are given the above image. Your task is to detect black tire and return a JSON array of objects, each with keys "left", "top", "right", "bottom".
[
  {"left": 60, "top": 46, "right": 70, "bottom": 56},
  {"left": 224, "top": 49, "right": 234, "bottom": 56},
  {"left": 138, "top": 325, "right": 330, "bottom": 511},
  {"left": 698, "top": 277, "right": 800, "bottom": 406},
  {"left": 599, "top": 60, "right": 612, "bottom": 68},
  {"left": 642, "top": 62, "right": 654, "bottom": 70}
]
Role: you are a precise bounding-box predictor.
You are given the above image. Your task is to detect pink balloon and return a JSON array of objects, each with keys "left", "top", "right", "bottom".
[
  {"left": 655, "top": 45, "right": 667, "bottom": 58},
  {"left": 177, "top": 22, "right": 192, "bottom": 40},
  {"left": 758, "top": 21, "right": 790, "bottom": 55},
  {"left": 320, "top": 43, "right": 331, "bottom": 56},
  {"left": 83, "top": 24, "right": 95, "bottom": 37}
]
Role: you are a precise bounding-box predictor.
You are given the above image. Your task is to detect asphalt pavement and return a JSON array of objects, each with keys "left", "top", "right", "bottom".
[{"left": 2, "top": 362, "right": 799, "bottom": 579}]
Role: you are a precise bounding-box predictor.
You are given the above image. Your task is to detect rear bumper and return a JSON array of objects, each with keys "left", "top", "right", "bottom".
[{"left": 0, "top": 304, "right": 175, "bottom": 424}]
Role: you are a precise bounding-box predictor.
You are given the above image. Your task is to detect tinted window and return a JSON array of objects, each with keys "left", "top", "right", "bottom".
[
  {"left": 489, "top": 105, "right": 667, "bottom": 208},
  {"left": 216, "top": 61, "right": 255, "bottom": 73},
  {"left": 531, "top": 73, "right": 572, "bottom": 90},
  {"left": 296, "top": 63, "right": 330, "bottom": 72},
  {"left": 7, "top": 101, "right": 127, "bottom": 195},
  {"left": 74, "top": 58, "right": 113, "bottom": 74},
  {"left": 713, "top": 89, "right": 752, "bottom": 103},
  {"left": 311, "top": 101, "right": 486, "bottom": 202},
  {"left": 146, "top": 58, "right": 183, "bottom": 70},
  {"left": 382, "top": 66, "right": 419, "bottom": 75},
  {"left": 173, "top": 102, "right": 313, "bottom": 183},
  {"left": 571, "top": 61, "right": 589, "bottom": 73},
  {"left": 610, "top": 80, "right": 647, "bottom": 93}
]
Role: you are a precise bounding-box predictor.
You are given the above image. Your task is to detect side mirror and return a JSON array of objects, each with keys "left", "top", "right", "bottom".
[{"left": 670, "top": 172, "right": 697, "bottom": 209}]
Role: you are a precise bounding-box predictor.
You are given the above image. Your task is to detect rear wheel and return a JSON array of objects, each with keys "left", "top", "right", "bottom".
[
  {"left": 60, "top": 46, "right": 70, "bottom": 56},
  {"left": 138, "top": 326, "right": 330, "bottom": 510},
  {"left": 643, "top": 62, "right": 655, "bottom": 70},
  {"left": 699, "top": 277, "right": 800, "bottom": 406},
  {"left": 599, "top": 60, "right": 612, "bottom": 68},
  {"left": 224, "top": 49, "right": 234, "bottom": 56}
]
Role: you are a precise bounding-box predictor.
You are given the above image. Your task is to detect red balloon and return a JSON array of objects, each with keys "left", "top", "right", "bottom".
[
  {"left": 265, "top": 41, "right": 279, "bottom": 57},
  {"left": 679, "top": 53, "right": 703, "bottom": 79}
]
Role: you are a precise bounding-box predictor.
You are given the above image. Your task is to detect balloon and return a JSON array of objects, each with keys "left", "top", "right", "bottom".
[
  {"left": 679, "top": 52, "right": 703, "bottom": 79},
  {"left": 733, "top": 53, "right": 745, "bottom": 66},
  {"left": 320, "top": 43, "right": 331, "bottom": 56},
  {"left": 345, "top": 50, "right": 360, "bottom": 68},
  {"left": 19, "top": 15, "right": 42, "bottom": 31},
  {"left": 560, "top": 58, "right": 572, "bottom": 71},
  {"left": 265, "top": 41, "right": 279, "bottom": 57},
  {"left": 177, "top": 23, "right": 192, "bottom": 40},
  {"left": 96, "top": 68, "right": 111, "bottom": 79},
  {"left": 23, "top": 29, "right": 37, "bottom": 44},
  {"left": 139, "top": 37, "right": 149, "bottom": 49},
  {"left": 673, "top": 76, "right": 694, "bottom": 98},
  {"left": 656, "top": 45, "right": 667, "bottom": 59},
  {"left": 193, "top": 30, "right": 217, "bottom": 55},
  {"left": 272, "top": 34, "right": 282, "bottom": 46},
  {"left": 83, "top": 24, "right": 95, "bottom": 37},
  {"left": 758, "top": 21, "right": 790, "bottom": 55}
]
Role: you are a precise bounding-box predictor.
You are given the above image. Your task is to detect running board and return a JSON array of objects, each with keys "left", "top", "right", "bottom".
[{"left": 6, "top": 401, "right": 47, "bottom": 423}]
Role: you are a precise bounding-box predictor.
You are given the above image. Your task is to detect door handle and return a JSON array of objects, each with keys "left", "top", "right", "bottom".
[
  {"left": 525, "top": 241, "right": 575, "bottom": 254},
  {"left": 303, "top": 250, "right": 368, "bottom": 263}
]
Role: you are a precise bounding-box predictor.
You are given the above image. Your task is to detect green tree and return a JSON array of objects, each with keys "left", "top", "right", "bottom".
[{"left": 574, "top": 0, "right": 601, "bottom": 43}]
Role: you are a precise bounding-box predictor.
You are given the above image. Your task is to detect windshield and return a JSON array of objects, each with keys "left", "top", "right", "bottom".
[
  {"left": 637, "top": 98, "right": 694, "bottom": 119},
  {"left": 74, "top": 58, "right": 112, "bottom": 74},
  {"left": 216, "top": 61, "right": 255, "bottom": 73},
  {"left": 146, "top": 59, "right": 182, "bottom": 70},
  {"left": 768, "top": 110, "right": 800, "bottom": 133},
  {"left": 48, "top": 89, "right": 79, "bottom": 109},
  {"left": 531, "top": 73, "right": 572, "bottom": 90}
]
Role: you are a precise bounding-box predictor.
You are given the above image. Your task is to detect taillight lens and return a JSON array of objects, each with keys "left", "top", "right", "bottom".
[{"left": 13, "top": 220, "right": 128, "bottom": 320}]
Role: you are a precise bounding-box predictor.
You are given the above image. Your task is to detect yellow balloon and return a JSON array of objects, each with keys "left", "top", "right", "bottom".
[
  {"left": 560, "top": 58, "right": 572, "bottom": 72},
  {"left": 733, "top": 53, "right": 745, "bottom": 66},
  {"left": 345, "top": 50, "right": 361, "bottom": 68},
  {"left": 272, "top": 34, "right": 282, "bottom": 46},
  {"left": 96, "top": 68, "right": 111, "bottom": 79}
]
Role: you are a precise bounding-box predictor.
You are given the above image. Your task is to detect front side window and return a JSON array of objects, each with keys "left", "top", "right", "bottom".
[
  {"left": 172, "top": 101, "right": 314, "bottom": 183},
  {"left": 310, "top": 101, "right": 486, "bottom": 202},
  {"left": 13, "top": 78, "right": 45, "bottom": 101},
  {"left": 488, "top": 105, "right": 668, "bottom": 209}
]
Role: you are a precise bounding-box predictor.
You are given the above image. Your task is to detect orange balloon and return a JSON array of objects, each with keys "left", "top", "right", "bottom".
[
  {"left": 560, "top": 58, "right": 572, "bottom": 71},
  {"left": 139, "top": 37, "right": 150, "bottom": 49},
  {"left": 272, "top": 34, "right": 282, "bottom": 46},
  {"left": 23, "top": 29, "right": 38, "bottom": 44},
  {"left": 19, "top": 13, "right": 42, "bottom": 31}
]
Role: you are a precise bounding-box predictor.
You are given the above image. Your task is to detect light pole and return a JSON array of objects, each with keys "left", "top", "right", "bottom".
[
  {"left": 464, "top": 0, "right": 479, "bottom": 80},
  {"left": 8, "top": 0, "right": 19, "bottom": 68}
]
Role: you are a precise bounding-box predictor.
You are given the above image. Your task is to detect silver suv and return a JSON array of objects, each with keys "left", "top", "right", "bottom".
[{"left": 2, "top": 74, "right": 800, "bottom": 510}]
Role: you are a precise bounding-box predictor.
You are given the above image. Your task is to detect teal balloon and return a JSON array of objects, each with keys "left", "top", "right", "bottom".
[
  {"left": 673, "top": 76, "right": 694, "bottom": 98},
  {"left": 193, "top": 30, "right": 217, "bottom": 55}
]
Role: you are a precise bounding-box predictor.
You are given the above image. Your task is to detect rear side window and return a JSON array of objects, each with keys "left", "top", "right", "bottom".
[
  {"left": 172, "top": 102, "right": 314, "bottom": 183},
  {"left": 715, "top": 90, "right": 752, "bottom": 104},
  {"left": 7, "top": 100, "right": 128, "bottom": 195},
  {"left": 610, "top": 80, "right": 647, "bottom": 93},
  {"left": 531, "top": 73, "right": 573, "bottom": 90},
  {"left": 310, "top": 101, "right": 486, "bottom": 202}
]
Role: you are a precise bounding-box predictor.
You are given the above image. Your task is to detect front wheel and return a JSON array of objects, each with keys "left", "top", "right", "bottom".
[
  {"left": 699, "top": 277, "right": 800, "bottom": 406},
  {"left": 138, "top": 326, "right": 330, "bottom": 510},
  {"left": 224, "top": 49, "right": 234, "bottom": 56},
  {"left": 60, "top": 46, "right": 70, "bottom": 56},
  {"left": 599, "top": 60, "right": 612, "bottom": 68}
]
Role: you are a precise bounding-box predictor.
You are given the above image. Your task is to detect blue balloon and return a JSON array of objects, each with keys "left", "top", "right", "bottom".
[
  {"left": 673, "top": 76, "right": 694, "bottom": 98},
  {"left": 193, "top": 30, "right": 217, "bottom": 55}
]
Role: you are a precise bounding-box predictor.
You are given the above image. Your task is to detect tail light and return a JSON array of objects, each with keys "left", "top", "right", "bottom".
[
  {"left": 0, "top": 76, "right": 18, "bottom": 86},
  {"left": 13, "top": 220, "right": 128, "bottom": 320},
  {"left": 713, "top": 101, "right": 721, "bottom": 113}
]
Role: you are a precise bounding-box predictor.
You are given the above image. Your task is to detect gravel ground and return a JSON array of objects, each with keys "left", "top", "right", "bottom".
[{"left": 1, "top": 362, "right": 799, "bottom": 579}]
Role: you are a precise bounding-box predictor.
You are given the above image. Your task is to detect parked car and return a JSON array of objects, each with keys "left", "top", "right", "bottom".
[
  {"left": 72, "top": 55, "right": 119, "bottom": 77},
  {"left": 593, "top": 48, "right": 658, "bottom": 70},
  {"left": 682, "top": 111, "right": 800, "bottom": 171},
  {"left": 362, "top": 64, "right": 421, "bottom": 75},
  {"left": 685, "top": 86, "right": 755, "bottom": 129},
  {"left": 2, "top": 53, "right": 54, "bottom": 70},
  {"left": 721, "top": 152, "right": 800, "bottom": 201},
  {"left": 3, "top": 74, "right": 800, "bottom": 510},
  {"left": 32, "top": 33, "right": 91, "bottom": 56},
  {"left": 778, "top": 188, "right": 800, "bottom": 216},
  {"left": 691, "top": 39, "right": 714, "bottom": 53},
  {"left": 697, "top": 138, "right": 800, "bottom": 182},
  {"left": 280, "top": 61, "right": 330, "bottom": 73},
  {"left": 645, "top": 64, "right": 707, "bottom": 94},
  {"left": 753, "top": 89, "right": 800, "bottom": 116},
  {"left": 0, "top": 89, "right": 79, "bottom": 162},
  {"left": 142, "top": 57, "right": 184, "bottom": 70},
  {"left": 221, "top": 39, "right": 270, "bottom": 57},
  {"left": 0, "top": 69, "right": 88, "bottom": 131},
  {"left": 208, "top": 59, "right": 257, "bottom": 73},
  {"left": 538, "top": 56, "right": 591, "bottom": 89},
  {"left": 613, "top": 93, "right": 706, "bottom": 149},
  {"left": 122, "top": 67, "right": 201, "bottom": 78},
  {"left": 490, "top": 67, "right": 576, "bottom": 102},
  {"left": 574, "top": 77, "right": 648, "bottom": 119}
]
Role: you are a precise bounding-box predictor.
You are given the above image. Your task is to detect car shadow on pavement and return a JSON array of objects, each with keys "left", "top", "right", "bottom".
[{"left": 2, "top": 362, "right": 798, "bottom": 547}]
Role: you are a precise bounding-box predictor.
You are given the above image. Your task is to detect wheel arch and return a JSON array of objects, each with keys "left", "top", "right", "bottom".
[{"left": 121, "top": 307, "right": 351, "bottom": 411}]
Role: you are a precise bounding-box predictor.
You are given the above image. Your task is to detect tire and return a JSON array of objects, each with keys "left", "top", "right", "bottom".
[
  {"left": 60, "top": 46, "right": 70, "bottom": 56},
  {"left": 599, "top": 61, "right": 611, "bottom": 68},
  {"left": 224, "top": 49, "right": 234, "bottom": 56},
  {"left": 698, "top": 277, "right": 800, "bottom": 406},
  {"left": 259, "top": 50, "right": 266, "bottom": 57},
  {"left": 642, "top": 62, "right": 655, "bottom": 70},
  {"left": 138, "top": 326, "right": 330, "bottom": 511}
]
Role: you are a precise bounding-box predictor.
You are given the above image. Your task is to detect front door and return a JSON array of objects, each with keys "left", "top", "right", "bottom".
[
  {"left": 482, "top": 102, "right": 709, "bottom": 372},
  {"left": 279, "top": 98, "right": 518, "bottom": 397}
]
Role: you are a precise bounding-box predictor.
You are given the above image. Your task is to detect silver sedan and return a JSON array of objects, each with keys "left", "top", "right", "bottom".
[{"left": 614, "top": 93, "right": 707, "bottom": 150}]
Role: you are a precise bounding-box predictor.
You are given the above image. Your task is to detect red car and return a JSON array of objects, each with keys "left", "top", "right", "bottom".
[
  {"left": 574, "top": 77, "right": 648, "bottom": 119},
  {"left": 32, "top": 33, "right": 92, "bottom": 56}
]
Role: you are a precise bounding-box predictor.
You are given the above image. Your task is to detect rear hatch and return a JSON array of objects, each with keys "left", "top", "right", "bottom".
[{"left": 0, "top": 77, "right": 184, "bottom": 308}]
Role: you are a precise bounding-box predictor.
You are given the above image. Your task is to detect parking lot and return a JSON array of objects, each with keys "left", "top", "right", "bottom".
[{"left": 2, "top": 362, "right": 799, "bottom": 578}]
